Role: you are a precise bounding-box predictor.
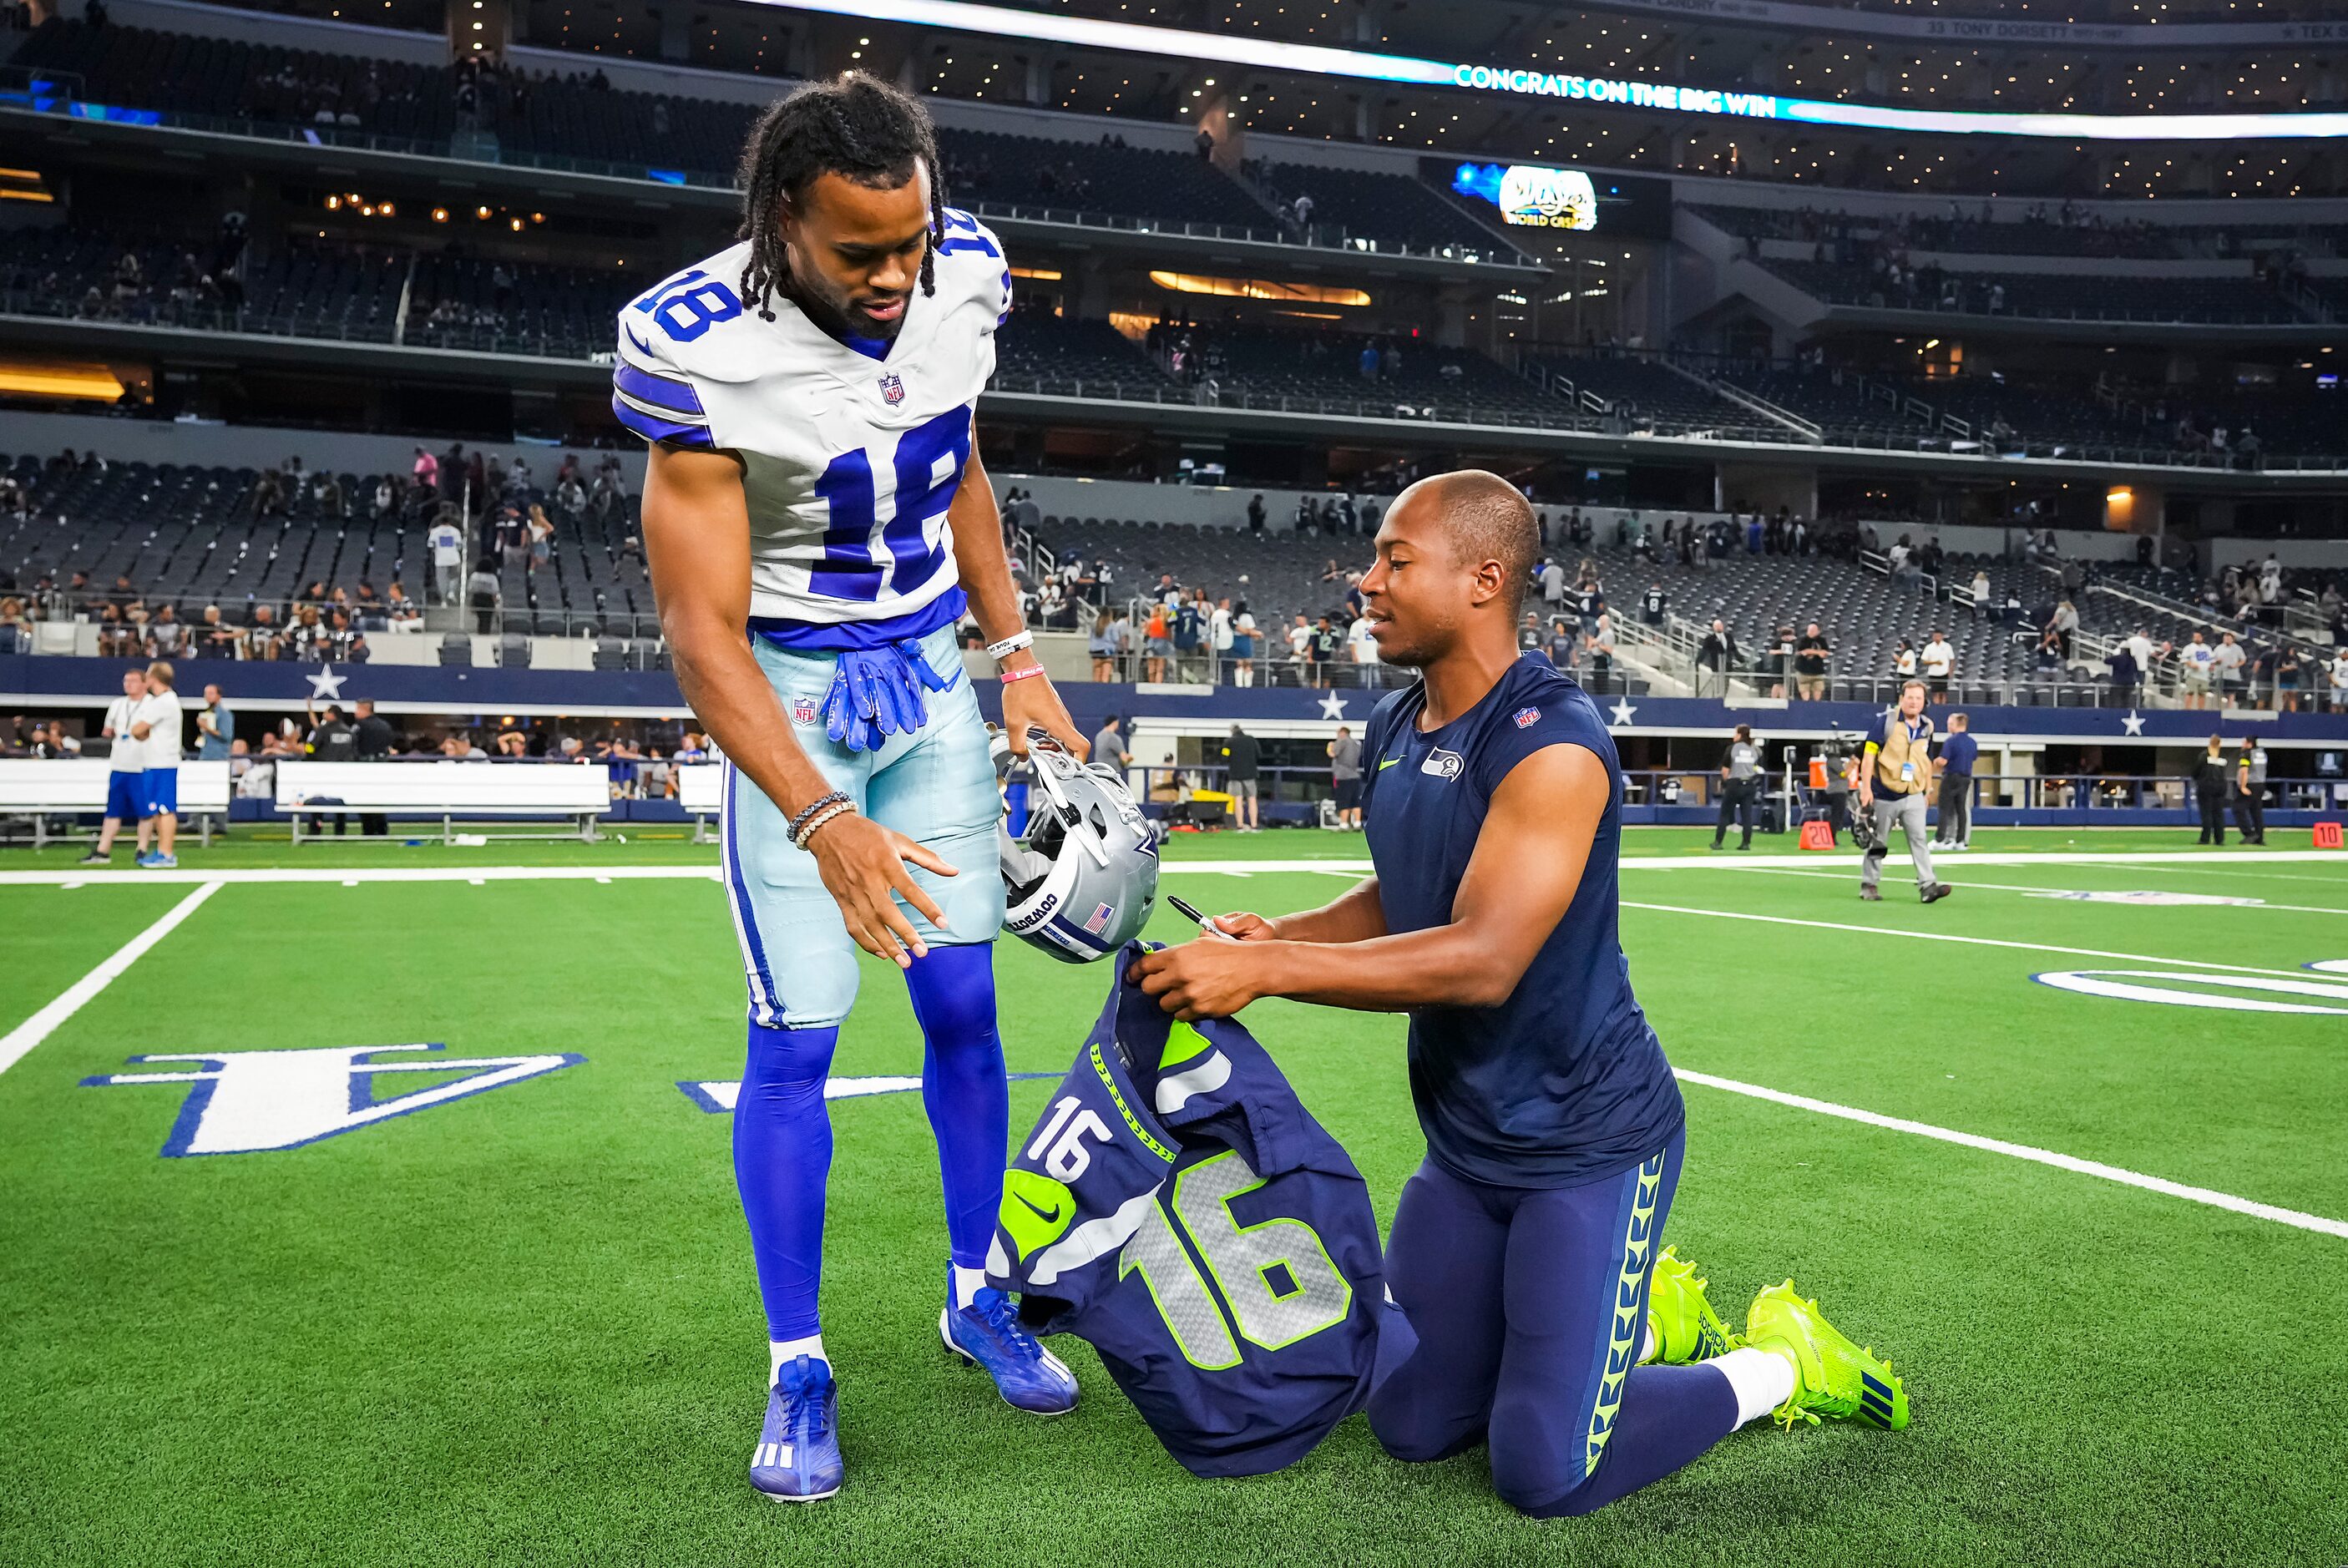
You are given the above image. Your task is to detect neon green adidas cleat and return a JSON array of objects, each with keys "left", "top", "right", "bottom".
[
  {"left": 1644, "top": 1246, "right": 1741, "bottom": 1364},
  {"left": 1744, "top": 1280, "right": 1910, "bottom": 1431}
]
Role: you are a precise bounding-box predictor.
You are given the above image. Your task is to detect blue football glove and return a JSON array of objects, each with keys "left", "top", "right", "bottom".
[{"left": 820, "top": 640, "right": 961, "bottom": 754}]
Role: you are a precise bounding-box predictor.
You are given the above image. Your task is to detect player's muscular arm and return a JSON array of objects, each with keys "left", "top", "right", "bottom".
[
  {"left": 642, "top": 442, "right": 953, "bottom": 968},
  {"left": 1134, "top": 746, "right": 1607, "bottom": 1019},
  {"left": 946, "top": 431, "right": 1085, "bottom": 758}
]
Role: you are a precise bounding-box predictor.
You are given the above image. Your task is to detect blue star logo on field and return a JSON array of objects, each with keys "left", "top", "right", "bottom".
[
  {"left": 306, "top": 665, "right": 346, "bottom": 701},
  {"left": 1513, "top": 706, "right": 1541, "bottom": 729},
  {"left": 878, "top": 372, "right": 906, "bottom": 406},
  {"left": 83, "top": 1044, "right": 583, "bottom": 1156}
]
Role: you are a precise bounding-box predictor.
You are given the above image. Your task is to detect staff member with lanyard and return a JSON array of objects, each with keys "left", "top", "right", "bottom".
[
  {"left": 1710, "top": 724, "right": 1762, "bottom": 852},
  {"left": 1931, "top": 711, "right": 1977, "bottom": 852},
  {"left": 2193, "top": 736, "right": 2229, "bottom": 845},
  {"left": 1858, "top": 680, "right": 1951, "bottom": 905},
  {"left": 2232, "top": 738, "right": 2268, "bottom": 846}
]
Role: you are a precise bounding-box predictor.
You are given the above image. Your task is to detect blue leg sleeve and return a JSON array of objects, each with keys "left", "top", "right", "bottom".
[
  {"left": 903, "top": 943, "right": 1008, "bottom": 1269},
  {"left": 732, "top": 1019, "right": 839, "bottom": 1340}
]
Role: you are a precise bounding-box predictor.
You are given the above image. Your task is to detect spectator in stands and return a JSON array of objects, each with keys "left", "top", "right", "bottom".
[
  {"left": 196, "top": 605, "right": 238, "bottom": 659},
  {"left": 244, "top": 605, "right": 281, "bottom": 661},
  {"left": 1217, "top": 723, "right": 1261, "bottom": 832},
  {"left": 1695, "top": 618, "right": 1739, "bottom": 691},
  {"left": 468, "top": 557, "right": 502, "bottom": 635},
  {"left": 385, "top": 583, "right": 419, "bottom": 629},
  {"left": 1141, "top": 602, "right": 1172, "bottom": 684},
  {"left": 2032, "top": 628, "right": 2065, "bottom": 684},
  {"left": 1967, "top": 568, "right": 1992, "bottom": 618},
  {"left": 1209, "top": 597, "right": 1234, "bottom": 681},
  {"left": 2177, "top": 631, "right": 2216, "bottom": 708},
  {"left": 2330, "top": 646, "right": 2348, "bottom": 713},
  {"left": 1087, "top": 608, "right": 1118, "bottom": 682},
  {"left": 1782, "top": 621, "right": 1824, "bottom": 702},
  {"left": 528, "top": 504, "right": 554, "bottom": 575},
  {"left": 2050, "top": 599, "right": 2081, "bottom": 662},
  {"left": 1582, "top": 615, "right": 1616, "bottom": 692},
  {"left": 2275, "top": 644, "right": 2306, "bottom": 713},
  {"left": 1229, "top": 604, "right": 1257, "bottom": 688},
  {"left": 1309, "top": 616, "right": 1342, "bottom": 687},
  {"left": 1892, "top": 640, "right": 1919, "bottom": 681},
  {"left": 429, "top": 514, "right": 466, "bottom": 605},
  {"left": 2213, "top": 631, "right": 2246, "bottom": 707},
  {"left": 1328, "top": 726, "right": 1363, "bottom": 831},
  {"left": 1546, "top": 617, "right": 1576, "bottom": 672},
  {"left": 196, "top": 684, "right": 233, "bottom": 761},
  {"left": 1247, "top": 494, "right": 1266, "bottom": 535},
  {"left": 2107, "top": 641, "right": 2142, "bottom": 709},
  {"left": 1921, "top": 630, "right": 1956, "bottom": 704},
  {"left": 1346, "top": 608, "right": 1379, "bottom": 680}
]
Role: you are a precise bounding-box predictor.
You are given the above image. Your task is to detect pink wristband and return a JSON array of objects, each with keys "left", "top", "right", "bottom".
[{"left": 999, "top": 663, "right": 1050, "bottom": 684}]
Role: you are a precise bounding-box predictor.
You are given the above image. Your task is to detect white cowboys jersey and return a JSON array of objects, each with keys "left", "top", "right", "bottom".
[{"left": 610, "top": 208, "right": 1011, "bottom": 628}]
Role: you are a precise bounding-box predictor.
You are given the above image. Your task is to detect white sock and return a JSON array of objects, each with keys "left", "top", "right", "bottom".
[
  {"left": 1711, "top": 1345, "right": 1799, "bottom": 1426},
  {"left": 1637, "top": 1318, "right": 1658, "bottom": 1367},
  {"left": 952, "top": 1264, "right": 988, "bottom": 1310},
  {"left": 769, "top": 1333, "right": 827, "bottom": 1384}
]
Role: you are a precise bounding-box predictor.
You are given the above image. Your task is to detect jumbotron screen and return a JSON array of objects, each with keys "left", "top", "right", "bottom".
[{"left": 1440, "top": 162, "right": 1673, "bottom": 239}]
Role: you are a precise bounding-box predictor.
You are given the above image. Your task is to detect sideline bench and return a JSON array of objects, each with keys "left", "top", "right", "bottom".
[
  {"left": 274, "top": 761, "right": 613, "bottom": 845},
  {"left": 677, "top": 764, "right": 722, "bottom": 844},
  {"left": 0, "top": 760, "right": 232, "bottom": 847}
]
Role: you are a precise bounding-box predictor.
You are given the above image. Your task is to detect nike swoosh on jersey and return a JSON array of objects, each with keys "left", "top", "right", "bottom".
[
  {"left": 1018, "top": 1195, "right": 1066, "bottom": 1225},
  {"left": 1378, "top": 757, "right": 1400, "bottom": 771}
]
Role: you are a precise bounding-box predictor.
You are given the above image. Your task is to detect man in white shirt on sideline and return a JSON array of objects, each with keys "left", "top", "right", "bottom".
[
  {"left": 81, "top": 666, "right": 147, "bottom": 865},
  {"left": 129, "top": 660, "right": 185, "bottom": 868}
]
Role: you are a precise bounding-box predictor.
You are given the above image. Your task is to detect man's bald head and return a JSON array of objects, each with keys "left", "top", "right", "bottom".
[{"left": 1389, "top": 470, "right": 1536, "bottom": 616}]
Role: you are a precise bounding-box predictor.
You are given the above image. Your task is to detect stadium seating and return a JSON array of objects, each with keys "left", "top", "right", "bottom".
[
  {"left": 0, "top": 452, "right": 657, "bottom": 638},
  {"left": 1525, "top": 354, "right": 1791, "bottom": 441},
  {"left": 993, "top": 310, "right": 1172, "bottom": 394},
  {"left": 0, "top": 225, "right": 407, "bottom": 343},
  {"left": 1248, "top": 162, "right": 1519, "bottom": 257},
  {"left": 1761, "top": 260, "right": 2307, "bottom": 326}
]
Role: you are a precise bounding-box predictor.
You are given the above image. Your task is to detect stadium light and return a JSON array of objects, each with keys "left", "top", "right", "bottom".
[{"left": 746, "top": 0, "right": 2348, "bottom": 138}]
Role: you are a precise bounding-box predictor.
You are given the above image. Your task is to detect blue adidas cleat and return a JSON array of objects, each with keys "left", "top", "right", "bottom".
[
  {"left": 142, "top": 853, "right": 178, "bottom": 870},
  {"left": 749, "top": 1354, "right": 843, "bottom": 1503},
  {"left": 940, "top": 1272, "right": 1079, "bottom": 1415}
]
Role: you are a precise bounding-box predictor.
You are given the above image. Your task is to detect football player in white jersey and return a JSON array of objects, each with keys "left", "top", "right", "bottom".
[{"left": 616, "top": 74, "right": 1087, "bottom": 1504}]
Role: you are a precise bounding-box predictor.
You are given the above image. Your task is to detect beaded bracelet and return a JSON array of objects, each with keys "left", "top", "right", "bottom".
[
  {"left": 999, "top": 663, "right": 1050, "bottom": 685},
  {"left": 792, "top": 800, "right": 858, "bottom": 851},
  {"left": 786, "top": 789, "right": 850, "bottom": 842}
]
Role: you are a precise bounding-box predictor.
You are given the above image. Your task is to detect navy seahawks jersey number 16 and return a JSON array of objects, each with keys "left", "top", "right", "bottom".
[{"left": 986, "top": 944, "right": 1404, "bottom": 1477}]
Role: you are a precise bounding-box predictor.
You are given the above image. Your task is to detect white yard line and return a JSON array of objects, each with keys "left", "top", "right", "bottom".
[
  {"left": 0, "top": 848, "right": 2342, "bottom": 888},
  {"left": 1676, "top": 1067, "right": 2348, "bottom": 1241},
  {"left": 1697, "top": 863, "right": 2348, "bottom": 916},
  {"left": 0, "top": 883, "right": 221, "bottom": 1076},
  {"left": 1620, "top": 900, "right": 2315, "bottom": 978}
]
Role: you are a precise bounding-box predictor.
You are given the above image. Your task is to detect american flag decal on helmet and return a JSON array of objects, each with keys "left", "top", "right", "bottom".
[{"left": 1083, "top": 902, "right": 1115, "bottom": 934}]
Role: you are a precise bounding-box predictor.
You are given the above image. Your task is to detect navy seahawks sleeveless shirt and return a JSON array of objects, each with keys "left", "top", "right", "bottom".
[{"left": 1360, "top": 654, "right": 1683, "bottom": 1188}]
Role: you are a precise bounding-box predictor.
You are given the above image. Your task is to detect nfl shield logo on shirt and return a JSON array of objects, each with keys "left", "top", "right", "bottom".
[
  {"left": 791, "top": 696, "right": 817, "bottom": 725},
  {"left": 878, "top": 372, "right": 906, "bottom": 406},
  {"left": 1513, "top": 706, "right": 1541, "bottom": 729}
]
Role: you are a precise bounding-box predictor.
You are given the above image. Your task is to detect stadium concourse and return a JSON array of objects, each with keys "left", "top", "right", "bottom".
[{"left": 6, "top": 0, "right": 2348, "bottom": 1559}]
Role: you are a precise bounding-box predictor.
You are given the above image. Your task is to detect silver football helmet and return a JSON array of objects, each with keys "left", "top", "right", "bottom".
[{"left": 995, "top": 727, "right": 1160, "bottom": 964}]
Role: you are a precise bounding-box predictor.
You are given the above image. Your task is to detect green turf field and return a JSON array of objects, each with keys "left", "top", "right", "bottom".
[{"left": 4, "top": 827, "right": 2345, "bottom": 1566}]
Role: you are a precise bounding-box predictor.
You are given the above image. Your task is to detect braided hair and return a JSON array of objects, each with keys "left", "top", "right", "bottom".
[{"left": 736, "top": 72, "right": 945, "bottom": 322}]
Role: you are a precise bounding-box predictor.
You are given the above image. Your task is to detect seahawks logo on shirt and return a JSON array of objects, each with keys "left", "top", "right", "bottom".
[{"left": 1421, "top": 749, "right": 1465, "bottom": 779}]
